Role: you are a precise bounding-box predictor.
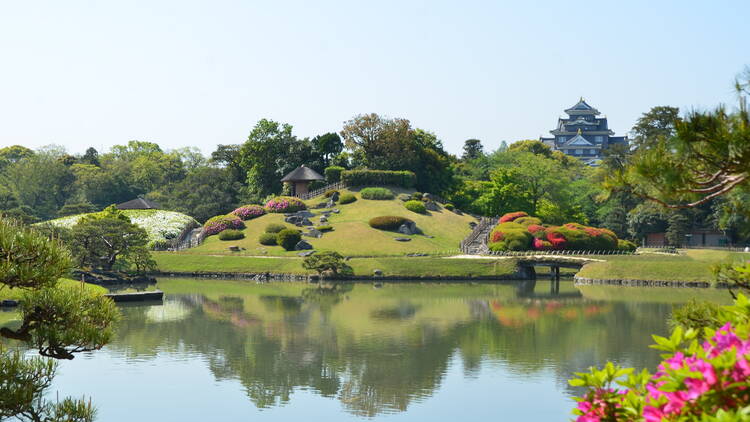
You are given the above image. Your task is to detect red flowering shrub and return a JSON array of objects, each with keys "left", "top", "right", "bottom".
[
  {"left": 264, "top": 196, "right": 306, "bottom": 213},
  {"left": 546, "top": 229, "right": 567, "bottom": 249},
  {"left": 231, "top": 204, "right": 266, "bottom": 220},
  {"left": 499, "top": 211, "right": 528, "bottom": 223},
  {"left": 488, "top": 222, "right": 532, "bottom": 250},
  {"left": 203, "top": 214, "right": 245, "bottom": 236},
  {"left": 491, "top": 231, "right": 504, "bottom": 243},
  {"left": 533, "top": 238, "right": 553, "bottom": 250},
  {"left": 514, "top": 216, "right": 542, "bottom": 226}
]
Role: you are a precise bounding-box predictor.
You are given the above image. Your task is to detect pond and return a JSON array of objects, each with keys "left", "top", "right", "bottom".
[{"left": 1, "top": 278, "right": 734, "bottom": 421}]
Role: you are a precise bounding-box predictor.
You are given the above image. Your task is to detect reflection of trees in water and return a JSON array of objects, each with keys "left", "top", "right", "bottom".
[{"left": 109, "top": 285, "right": 672, "bottom": 416}]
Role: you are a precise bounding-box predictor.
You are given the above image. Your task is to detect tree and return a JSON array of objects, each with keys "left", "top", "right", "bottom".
[
  {"left": 238, "top": 119, "right": 299, "bottom": 201},
  {"left": 69, "top": 206, "right": 150, "bottom": 271},
  {"left": 0, "top": 145, "right": 34, "bottom": 171},
  {"left": 627, "top": 202, "right": 669, "bottom": 242},
  {"left": 0, "top": 217, "right": 119, "bottom": 420},
  {"left": 81, "top": 147, "right": 100, "bottom": 166},
  {"left": 302, "top": 251, "right": 353, "bottom": 277},
  {"left": 665, "top": 210, "right": 691, "bottom": 247},
  {"left": 507, "top": 139, "right": 553, "bottom": 158},
  {"left": 150, "top": 167, "right": 240, "bottom": 223},
  {"left": 340, "top": 113, "right": 416, "bottom": 170},
  {"left": 630, "top": 105, "right": 680, "bottom": 150},
  {"left": 461, "top": 139, "right": 484, "bottom": 160},
  {"left": 312, "top": 132, "right": 344, "bottom": 167}
]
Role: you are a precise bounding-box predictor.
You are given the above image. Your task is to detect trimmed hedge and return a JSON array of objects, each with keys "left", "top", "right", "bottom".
[
  {"left": 231, "top": 204, "right": 265, "bottom": 220},
  {"left": 404, "top": 200, "right": 427, "bottom": 214},
  {"left": 265, "top": 223, "right": 287, "bottom": 233},
  {"left": 618, "top": 239, "right": 637, "bottom": 251},
  {"left": 341, "top": 170, "right": 416, "bottom": 188},
  {"left": 489, "top": 211, "right": 623, "bottom": 251},
  {"left": 259, "top": 232, "right": 277, "bottom": 245},
  {"left": 317, "top": 225, "right": 333, "bottom": 232},
  {"left": 324, "top": 166, "right": 345, "bottom": 183},
  {"left": 203, "top": 215, "right": 245, "bottom": 236},
  {"left": 277, "top": 228, "right": 302, "bottom": 251},
  {"left": 360, "top": 187, "right": 395, "bottom": 200},
  {"left": 219, "top": 229, "right": 245, "bottom": 241},
  {"left": 369, "top": 216, "right": 412, "bottom": 231},
  {"left": 264, "top": 196, "right": 306, "bottom": 213},
  {"left": 339, "top": 193, "right": 356, "bottom": 204}
]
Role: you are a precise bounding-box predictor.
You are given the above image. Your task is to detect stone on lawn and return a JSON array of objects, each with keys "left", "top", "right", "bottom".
[
  {"left": 295, "top": 240, "right": 313, "bottom": 250},
  {"left": 298, "top": 250, "right": 316, "bottom": 257},
  {"left": 424, "top": 201, "right": 439, "bottom": 211},
  {"left": 394, "top": 237, "right": 411, "bottom": 242},
  {"left": 229, "top": 246, "right": 241, "bottom": 252},
  {"left": 398, "top": 221, "right": 418, "bottom": 235},
  {"left": 319, "top": 216, "right": 328, "bottom": 223},
  {"left": 304, "top": 229, "right": 323, "bottom": 238},
  {"left": 373, "top": 269, "right": 383, "bottom": 276},
  {"left": 300, "top": 217, "right": 313, "bottom": 226}
]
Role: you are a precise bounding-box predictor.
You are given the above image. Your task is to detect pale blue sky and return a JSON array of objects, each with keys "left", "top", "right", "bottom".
[{"left": 0, "top": 1, "right": 747, "bottom": 156}]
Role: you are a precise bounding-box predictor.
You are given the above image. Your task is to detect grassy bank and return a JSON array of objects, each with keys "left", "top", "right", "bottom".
[
  {"left": 576, "top": 249, "right": 749, "bottom": 283},
  {"left": 153, "top": 252, "right": 520, "bottom": 278},
  {"left": 185, "top": 187, "right": 476, "bottom": 257}
]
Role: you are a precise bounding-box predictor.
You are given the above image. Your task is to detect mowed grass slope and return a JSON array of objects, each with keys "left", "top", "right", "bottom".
[
  {"left": 177, "top": 187, "right": 477, "bottom": 257},
  {"left": 576, "top": 249, "right": 749, "bottom": 283}
]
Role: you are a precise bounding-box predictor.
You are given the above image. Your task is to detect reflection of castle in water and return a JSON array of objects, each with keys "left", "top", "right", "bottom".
[{"left": 109, "top": 281, "right": 669, "bottom": 417}]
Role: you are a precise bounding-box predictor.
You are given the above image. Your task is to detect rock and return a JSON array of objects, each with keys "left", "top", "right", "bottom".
[
  {"left": 298, "top": 250, "right": 316, "bottom": 257},
  {"left": 301, "top": 217, "right": 313, "bottom": 226},
  {"left": 424, "top": 235, "right": 434, "bottom": 239},
  {"left": 330, "top": 191, "right": 340, "bottom": 202},
  {"left": 319, "top": 216, "right": 328, "bottom": 223},
  {"left": 1, "top": 299, "right": 19, "bottom": 307},
  {"left": 397, "top": 193, "right": 411, "bottom": 202},
  {"left": 304, "top": 229, "right": 323, "bottom": 238},
  {"left": 469, "top": 222, "right": 477, "bottom": 229},
  {"left": 229, "top": 246, "right": 241, "bottom": 252},
  {"left": 285, "top": 216, "right": 300, "bottom": 224},
  {"left": 422, "top": 193, "right": 433, "bottom": 200},
  {"left": 296, "top": 210, "right": 315, "bottom": 218},
  {"left": 406, "top": 253, "right": 428, "bottom": 257},
  {"left": 373, "top": 269, "right": 383, "bottom": 276},
  {"left": 398, "top": 221, "right": 418, "bottom": 235},
  {"left": 394, "top": 237, "right": 411, "bottom": 242},
  {"left": 424, "top": 201, "right": 439, "bottom": 211},
  {"left": 295, "top": 240, "right": 313, "bottom": 250},
  {"left": 326, "top": 199, "right": 335, "bottom": 208},
  {"left": 313, "top": 202, "right": 327, "bottom": 209},
  {"left": 332, "top": 209, "right": 340, "bottom": 214}
]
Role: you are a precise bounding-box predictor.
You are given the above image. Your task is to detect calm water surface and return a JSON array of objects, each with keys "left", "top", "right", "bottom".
[{"left": 1, "top": 278, "right": 733, "bottom": 421}]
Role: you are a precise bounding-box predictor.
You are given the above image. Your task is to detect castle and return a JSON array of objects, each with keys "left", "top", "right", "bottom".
[{"left": 540, "top": 98, "right": 628, "bottom": 165}]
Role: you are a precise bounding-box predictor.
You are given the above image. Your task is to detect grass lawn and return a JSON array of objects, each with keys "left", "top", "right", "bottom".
[
  {"left": 179, "top": 187, "right": 476, "bottom": 257},
  {"left": 576, "top": 249, "right": 750, "bottom": 283},
  {"left": 153, "top": 252, "right": 520, "bottom": 278}
]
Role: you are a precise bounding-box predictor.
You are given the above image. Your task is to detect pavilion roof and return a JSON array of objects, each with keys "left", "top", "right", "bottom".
[{"left": 281, "top": 165, "right": 325, "bottom": 182}]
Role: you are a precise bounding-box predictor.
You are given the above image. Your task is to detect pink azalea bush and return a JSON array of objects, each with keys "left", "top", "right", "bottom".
[
  {"left": 231, "top": 204, "right": 266, "bottom": 220},
  {"left": 264, "top": 196, "right": 306, "bottom": 213},
  {"left": 203, "top": 214, "right": 244, "bottom": 236},
  {"left": 570, "top": 294, "right": 750, "bottom": 421}
]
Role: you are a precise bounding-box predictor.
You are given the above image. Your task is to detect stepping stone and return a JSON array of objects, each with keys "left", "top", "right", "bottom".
[
  {"left": 298, "top": 250, "right": 316, "bottom": 257},
  {"left": 394, "top": 237, "right": 411, "bottom": 242}
]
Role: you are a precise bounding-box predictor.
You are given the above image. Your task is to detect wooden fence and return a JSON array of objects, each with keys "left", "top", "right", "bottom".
[{"left": 295, "top": 181, "right": 347, "bottom": 200}]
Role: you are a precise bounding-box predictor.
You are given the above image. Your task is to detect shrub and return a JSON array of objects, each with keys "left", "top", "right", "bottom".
[
  {"left": 514, "top": 216, "right": 542, "bottom": 226},
  {"left": 499, "top": 211, "right": 529, "bottom": 223},
  {"left": 360, "top": 187, "right": 394, "bottom": 200},
  {"left": 532, "top": 238, "right": 554, "bottom": 250},
  {"left": 265, "top": 223, "right": 287, "bottom": 233},
  {"left": 444, "top": 203, "right": 455, "bottom": 211},
  {"left": 219, "top": 229, "right": 245, "bottom": 241},
  {"left": 412, "top": 192, "right": 423, "bottom": 201},
  {"left": 302, "top": 251, "right": 352, "bottom": 277},
  {"left": 404, "top": 200, "right": 427, "bottom": 214},
  {"left": 324, "top": 189, "right": 339, "bottom": 198},
  {"left": 339, "top": 193, "right": 357, "bottom": 204},
  {"left": 264, "top": 196, "right": 306, "bottom": 213},
  {"left": 258, "top": 232, "right": 277, "bottom": 245},
  {"left": 341, "top": 169, "right": 416, "bottom": 188},
  {"left": 231, "top": 204, "right": 265, "bottom": 220},
  {"left": 488, "top": 222, "right": 533, "bottom": 251},
  {"left": 324, "top": 166, "right": 345, "bottom": 183},
  {"left": 203, "top": 215, "right": 244, "bottom": 236},
  {"left": 316, "top": 225, "right": 333, "bottom": 232},
  {"left": 369, "top": 216, "right": 412, "bottom": 231},
  {"left": 276, "top": 228, "right": 302, "bottom": 251},
  {"left": 618, "top": 239, "right": 637, "bottom": 251}
]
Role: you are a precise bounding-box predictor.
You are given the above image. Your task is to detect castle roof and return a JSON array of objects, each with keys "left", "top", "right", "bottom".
[
  {"left": 565, "top": 98, "right": 600, "bottom": 115},
  {"left": 281, "top": 165, "right": 325, "bottom": 182}
]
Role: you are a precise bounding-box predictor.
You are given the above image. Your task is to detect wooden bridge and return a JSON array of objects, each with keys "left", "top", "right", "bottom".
[{"left": 515, "top": 256, "right": 601, "bottom": 290}]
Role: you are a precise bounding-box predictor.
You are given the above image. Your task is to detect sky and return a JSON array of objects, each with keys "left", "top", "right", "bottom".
[{"left": 0, "top": 0, "right": 748, "bottom": 157}]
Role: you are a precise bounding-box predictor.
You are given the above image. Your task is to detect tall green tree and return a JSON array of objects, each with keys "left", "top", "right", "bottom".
[
  {"left": 630, "top": 105, "right": 680, "bottom": 150},
  {"left": 312, "top": 132, "right": 344, "bottom": 167},
  {"left": 461, "top": 139, "right": 484, "bottom": 160},
  {"left": 238, "top": 119, "right": 299, "bottom": 201}
]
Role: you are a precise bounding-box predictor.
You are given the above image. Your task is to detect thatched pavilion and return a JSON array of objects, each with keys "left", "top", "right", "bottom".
[{"left": 281, "top": 165, "right": 324, "bottom": 196}]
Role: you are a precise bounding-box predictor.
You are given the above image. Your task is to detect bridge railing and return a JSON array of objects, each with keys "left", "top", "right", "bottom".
[{"left": 482, "top": 249, "right": 636, "bottom": 257}]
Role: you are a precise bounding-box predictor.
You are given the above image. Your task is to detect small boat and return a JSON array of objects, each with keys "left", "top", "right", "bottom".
[{"left": 104, "top": 290, "right": 164, "bottom": 303}]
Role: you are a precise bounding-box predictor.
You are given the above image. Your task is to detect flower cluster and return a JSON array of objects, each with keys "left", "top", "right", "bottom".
[
  {"left": 231, "top": 204, "right": 265, "bottom": 220},
  {"left": 203, "top": 214, "right": 244, "bottom": 236},
  {"left": 264, "top": 196, "right": 306, "bottom": 213},
  {"left": 570, "top": 294, "right": 750, "bottom": 421}
]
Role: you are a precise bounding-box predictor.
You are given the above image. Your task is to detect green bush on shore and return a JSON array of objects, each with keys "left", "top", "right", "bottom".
[
  {"left": 277, "top": 229, "right": 302, "bottom": 251},
  {"left": 360, "top": 187, "right": 395, "bottom": 200},
  {"left": 218, "top": 229, "right": 245, "bottom": 241},
  {"left": 339, "top": 193, "right": 357, "bottom": 204},
  {"left": 404, "top": 200, "right": 427, "bottom": 214}
]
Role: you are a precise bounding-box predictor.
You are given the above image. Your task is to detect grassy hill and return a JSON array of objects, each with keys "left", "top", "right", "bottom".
[
  {"left": 179, "top": 187, "right": 477, "bottom": 257},
  {"left": 40, "top": 209, "right": 199, "bottom": 248}
]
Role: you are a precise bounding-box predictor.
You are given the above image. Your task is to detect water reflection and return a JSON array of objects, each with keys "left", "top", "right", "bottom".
[{"left": 84, "top": 279, "right": 685, "bottom": 418}]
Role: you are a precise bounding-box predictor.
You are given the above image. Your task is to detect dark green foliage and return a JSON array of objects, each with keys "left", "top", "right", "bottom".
[
  {"left": 360, "top": 187, "right": 395, "bottom": 200},
  {"left": 489, "top": 222, "right": 533, "bottom": 251},
  {"left": 339, "top": 193, "right": 356, "bottom": 204},
  {"left": 668, "top": 300, "right": 722, "bottom": 340},
  {"left": 0, "top": 219, "right": 71, "bottom": 290},
  {"left": 259, "top": 233, "right": 277, "bottom": 245},
  {"left": 276, "top": 229, "right": 302, "bottom": 251},
  {"left": 324, "top": 166, "right": 345, "bottom": 183},
  {"left": 368, "top": 216, "right": 412, "bottom": 231},
  {"left": 302, "top": 251, "right": 352, "bottom": 277},
  {"left": 341, "top": 170, "right": 416, "bottom": 188},
  {"left": 219, "top": 229, "right": 245, "bottom": 241},
  {"left": 444, "top": 203, "right": 455, "bottom": 211},
  {"left": 412, "top": 192, "right": 423, "bottom": 200},
  {"left": 666, "top": 211, "right": 691, "bottom": 247},
  {"left": 514, "top": 216, "right": 542, "bottom": 226},
  {"left": 462, "top": 139, "right": 484, "bottom": 160},
  {"left": 312, "top": 133, "right": 343, "bottom": 167},
  {"left": 404, "top": 200, "right": 427, "bottom": 214},
  {"left": 617, "top": 239, "right": 637, "bottom": 251},
  {"left": 265, "top": 223, "right": 287, "bottom": 233},
  {"left": 58, "top": 202, "right": 97, "bottom": 217}
]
